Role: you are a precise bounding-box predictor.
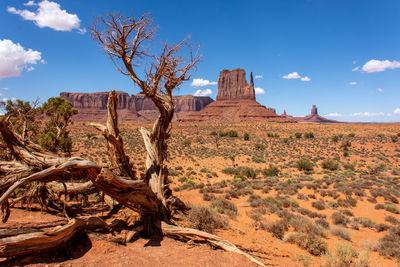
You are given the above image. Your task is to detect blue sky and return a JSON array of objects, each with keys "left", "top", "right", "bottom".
[{"left": 0, "top": 0, "right": 400, "bottom": 122}]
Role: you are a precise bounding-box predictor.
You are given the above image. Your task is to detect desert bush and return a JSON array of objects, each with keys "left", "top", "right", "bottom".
[
  {"left": 385, "top": 215, "right": 400, "bottom": 225},
  {"left": 316, "top": 218, "right": 330, "bottom": 229},
  {"left": 186, "top": 205, "right": 228, "bottom": 234},
  {"left": 331, "top": 135, "right": 340, "bottom": 142},
  {"left": 321, "top": 159, "right": 340, "bottom": 171},
  {"left": 331, "top": 212, "right": 349, "bottom": 225},
  {"left": 295, "top": 158, "right": 314, "bottom": 172},
  {"left": 342, "top": 161, "right": 356, "bottom": 170},
  {"left": 312, "top": 200, "right": 326, "bottom": 210},
  {"left": 183, "top": 138, "right": 192, "bottom": 147},
  {"left": 321, "top": 243, "right": 371, "bottom": 267},
  {"left": 377, "top": 226, "right": 400, "bottom": 261},
  {"left": 330, "top": 225, "right": 351, "bottom": 241},
  {"left": 367, "top": 163, "right": 386, "bottom": 175},
  {"left": 210, "top": 131, "right": 217, "bottom": 136},
  {"left": 210, "top": 198, "right": 237, "bottom": 217},
  {"left": 340, "top": 140, "right": 351, "bottom": 151},
  {"left": 355, "top": 217, "right": 376, "bottom": 229},
  {"left": 262, "top": 164, "right": 279, "bottom": 177},
  {"left": 390, "top": 135, "right": 398, "bottom": 143},
  {"left": 243, "top": 132, "right": 250, "bottom": 140},
  {"left": 384, "top": 203, "right": 400, "bottom": 214},
  {"left": 285, "top": 232, "right": 327, "bottom": 256},
  {"left": 304, "top": 132, "right": 314, "bottom": 138},
  {"left": 375, "top": 223, "right": 390, "bottom": 232},
  {"left": 294, "top": 132, "right": 302, "bottom": 138},
  {"left": 269, "top": 220, "right": 287, "bottom": 239}
]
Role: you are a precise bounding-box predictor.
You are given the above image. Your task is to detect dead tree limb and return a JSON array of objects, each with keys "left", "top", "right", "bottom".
[{"left": 90, "top": 91, "right": 135, "bottom": 179}]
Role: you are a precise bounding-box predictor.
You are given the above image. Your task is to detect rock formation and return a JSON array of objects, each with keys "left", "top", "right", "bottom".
[
  {"left": 293, "top": 105, "right": 340, "bottom": 123},
  {"left": 217, "top": 69, "right": 255, "bottom": 100},
  {"left": 60, "top": 92, "right": 214, "bottom": 121},
  {"left": 181, "top": 69, "right": 294, "bottom": 122}
]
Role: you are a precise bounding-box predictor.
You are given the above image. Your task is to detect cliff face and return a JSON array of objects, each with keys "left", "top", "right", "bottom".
[
  {"left": 181, "top": 68, "right": 295, "bottom": 122},
  {"left": 216, "top": 69, "right": 255, "bottom": 101},
  {"left": 60, "top": 91, "right": 214, "bottom": 121}
]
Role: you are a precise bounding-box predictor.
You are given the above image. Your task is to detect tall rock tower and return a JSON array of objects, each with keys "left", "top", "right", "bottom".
[{"left": 216, "top": 69, "right": 255, "bottom": 101}]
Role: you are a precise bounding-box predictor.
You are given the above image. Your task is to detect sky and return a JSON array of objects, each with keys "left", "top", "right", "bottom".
[{"left": 0, "top": 0, "right": 400, "bottom": 122}]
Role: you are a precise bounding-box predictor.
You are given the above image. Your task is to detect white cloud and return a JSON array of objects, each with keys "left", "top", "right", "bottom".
[
  {"left": 378, "top": 88, "right": 383, "bottom": 93},
  {"left": 255, "top": 75, "right": 263, "bottom": 79},
  {"left": 254, "top": 87, "right": 265, "bottom": 95},
  {"left": 352, "top": 66, "right": 360, "bottom": 72},
  {"left": 349, "top": 81, "right": 357, "bottom": 85},
  {"left": 7, "top": 0, "right": 84, "bottom": 32},
  {"left": 394, "top": 108, "right": 400, "bottom": 115},
  {"left": 352, "top": 112, "right": 389, "bottom": 117},
  {"left": 362, "top": 59, "right": 400, "bottom": 73},
  {"left": 0, "top": 39, "right": 43, "bottom": 78},
  {"left": 2, "top": 88, "right": 9, "bottom": 90},
  {"left": 0, "top": 93, "right": 3, "bottom": 97},
  {"left": 194, "top": 89, "right": 212, "bottom": 96},
  {"left": 325, "top": 113, "right": 342, "bottom": 117},
  {"left": 191, "top": 78, "right": 217, "bottom": 87},
  {"left": 282, "top": 72, "right": 301, "bottom": 79},
  {"left": 283, "top": 72, "right": 310, "bottom": 82},
  {"left": 24, "top": 1, "right": 35, "bottom": 6}
]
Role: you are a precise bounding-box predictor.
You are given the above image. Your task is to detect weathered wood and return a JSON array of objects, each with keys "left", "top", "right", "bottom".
[
  {"left": 0, "top": 217, "right": 106, "bottom": 258},
  {"left": 162, "top": 222, "right": 266, "bottom": 267},
  {"left": 90, "top": 91, "right": 135, "bottom": 179}
]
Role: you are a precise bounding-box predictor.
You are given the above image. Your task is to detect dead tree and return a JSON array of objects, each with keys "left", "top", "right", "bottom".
[
  {"left": 0, "top": 12, "right": 265, "bottom": 266},
  {"left": 90, "top": 13, "right": 200, "bottom": 224}
]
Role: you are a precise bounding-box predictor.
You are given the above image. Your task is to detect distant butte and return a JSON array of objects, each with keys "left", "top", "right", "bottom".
[
  {"left": 181, "top": 69, "right": 294, "bottom": 122},
  {"left": 60, "top": 91, "right": 214, "bottom": 121},
  {"left": 293, "top": 105, "right": 341, "bottom": 123}
]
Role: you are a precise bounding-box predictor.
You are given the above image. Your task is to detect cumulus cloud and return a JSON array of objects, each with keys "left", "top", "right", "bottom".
[
  {"left": 254, "top": 87, "right": 265, "bottom": 95},
  {"left": 282, "top": 72, "right": 301, "bottom": 79},
  {"left": 283, "top": 72, "right": 310, "bottom": 82},
  {"left": 7, "top": 0, "right": 84, "bottom": 32},
  {"left": 194, "top": 89, "right": 212, "bottom": 96},
  {"left": 378, "top": 88, "right": 383, "bottom": 93},
  {"left": 362, "top": 59, "right": 400, "bottom": 73},
  {"left": 191, "top": 78, "right": 217, "bottom": 87},
  {"left": 352, "top": 66, "right": 360, "bottom": 72},
  {"left": 255, "top": 75, "right": 263, "bottom": 79},
  {"left": 0, "top": 39, "right": 43, "bottom": 78},
  {"left": 394, "top": 108, "right": 400, "bottom": 115},
  {"left": 349, "top": 81, "right": 357, "bottom": 85}
]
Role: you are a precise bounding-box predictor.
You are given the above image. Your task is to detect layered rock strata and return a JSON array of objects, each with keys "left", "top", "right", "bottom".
[
  {"left": 60, "top": 91, "right": 214, "bottom": 121},
  {"left": 294, "top": 105, "right": 340, "bottom": 123}
]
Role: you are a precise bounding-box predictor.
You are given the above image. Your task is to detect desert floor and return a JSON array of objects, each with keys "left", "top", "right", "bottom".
[{"left": 3, "top": 121, "right": 400, "bottom": 266}]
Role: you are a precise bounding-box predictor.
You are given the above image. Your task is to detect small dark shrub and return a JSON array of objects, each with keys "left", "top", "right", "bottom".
[
  {"left": 321, "top": 159, "right": 340, "bottom": 171},
  {"left": 330, "top": 225, "right": 351, "bottom": 241},
  {"left": 331, "top": 212, "right": 349, "bottom": 225},
  {"left": 186, "top": 205, "right": 228, "bottom": 233},
  {"left": 210, "top": 198, "right": 238, "bottom": 217},
  {"left": 295, "top": 158, "right": 314, "bottom": 172}
]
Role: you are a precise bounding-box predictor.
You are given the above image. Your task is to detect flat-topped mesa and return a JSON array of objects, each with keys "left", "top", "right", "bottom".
[
  {"left": 311, "top": 105, "right": 318, "bottom": 115},
  {"left": 60, "top": 91, "right": 214, "bottom": 121},
  {"left": 216, "top": 69, "right": 255, "bottom": 101}
]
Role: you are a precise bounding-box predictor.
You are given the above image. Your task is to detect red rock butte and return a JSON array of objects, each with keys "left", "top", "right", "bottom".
[
  {"left": 181, "top": 69, "right": 294, "bottom": 122},
  {"left": 293, "top": 105, "right": 341, "bottom": 123}
]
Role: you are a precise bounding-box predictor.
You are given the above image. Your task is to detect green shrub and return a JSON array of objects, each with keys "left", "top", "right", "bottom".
[
  {"left": 183, "top": 139, "right": 192, "bottom": 147},
  {"left": 243, "top": 132, "right": 250, "bottom": 140},
  {"left": 295, "top": 158, "right": 314, "bottom": 172},
  {"left": 321, "top": 159, "right": 340, "bottom": 171},
  {"left": 377, "top": 226, "right": 400, "bottom": 261},
  {"left": 331, "top": 212, "right": 349, "bottom": 225},
  {"left": 295, "top": 132, "right": 302, "bottom": 138},
  {"left": 262, "top": 164, "right": 279, "bottom": 177},
  {"left": 285, "top": 232, "right": 327, "bottom": 256},
  {"left": 304, "top": 132, "right": 314, "bottom": 138},
  {"left": 321, "top": 243, "right": 360, "bottom": 267}
]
